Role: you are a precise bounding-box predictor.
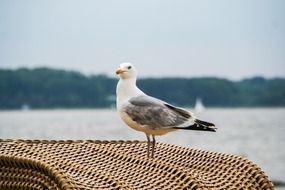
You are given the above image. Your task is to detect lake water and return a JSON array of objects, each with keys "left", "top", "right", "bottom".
[{"left": 0, "top": 108, "right": 284, "bottom": 187}]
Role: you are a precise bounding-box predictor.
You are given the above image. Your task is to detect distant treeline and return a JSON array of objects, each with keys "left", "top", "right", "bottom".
[{"left": 0, "top": 67, "right": 284, "bottom": 109}]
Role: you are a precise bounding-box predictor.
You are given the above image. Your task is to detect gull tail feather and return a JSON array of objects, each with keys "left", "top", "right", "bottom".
[{"left": 175, "top": 119, "right": 217, "bottom": 132}]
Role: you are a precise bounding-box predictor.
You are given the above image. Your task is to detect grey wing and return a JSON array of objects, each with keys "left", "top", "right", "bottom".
[{"left": 123, "top": 95, "right": 192, "bottom": 128}]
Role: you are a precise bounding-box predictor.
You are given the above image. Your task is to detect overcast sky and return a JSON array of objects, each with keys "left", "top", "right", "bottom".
[{"left": 0, "top": 0, "right": 284, "bottom": 79}]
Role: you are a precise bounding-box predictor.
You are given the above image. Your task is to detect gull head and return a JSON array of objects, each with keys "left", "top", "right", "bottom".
[{"left": 116, "top": 62, "right": 138, "bottom": 80}]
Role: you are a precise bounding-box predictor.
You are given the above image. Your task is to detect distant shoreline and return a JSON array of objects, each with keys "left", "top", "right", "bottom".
[{"left": 1, "top": 67, "right": 284, "bottom": 109}]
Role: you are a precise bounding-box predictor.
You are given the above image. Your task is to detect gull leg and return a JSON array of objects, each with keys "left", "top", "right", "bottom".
[
  {"left": 146, "top": 134, "right": 150, "bottom": 158},
  {"left": 151, "top": 135, "right": 156, "bottom": 158}
]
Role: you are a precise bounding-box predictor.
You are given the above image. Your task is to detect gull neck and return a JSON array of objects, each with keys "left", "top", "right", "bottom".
[{"left": 117, "top": 78, "right": 143, "bottom": 101}]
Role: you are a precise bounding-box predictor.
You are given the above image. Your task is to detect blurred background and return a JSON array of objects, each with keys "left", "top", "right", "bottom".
[{"left": 0, "top": 0, "right": 284, "bottom": 188}]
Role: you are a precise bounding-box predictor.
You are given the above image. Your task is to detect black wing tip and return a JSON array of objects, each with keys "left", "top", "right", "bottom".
[
  {"left": 195, "top": 119, "right": 215, "bottom": 127},
  {"left": 195, "top": 119, "right": 217, "bottom": 131},
  {"left": 175, "top": 123, "right": 217, "bottom": 132},
  {"left": 197, "top": 124, "right": 217, "bottom": 132}
]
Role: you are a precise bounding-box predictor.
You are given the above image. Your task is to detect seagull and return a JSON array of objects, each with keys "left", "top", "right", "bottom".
[{"left": 116, "top": 63, "right": 216, "bottom": 158}]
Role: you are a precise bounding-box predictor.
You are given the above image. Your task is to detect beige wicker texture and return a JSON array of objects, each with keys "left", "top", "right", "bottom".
[{"left": 0, "top": 139, "right": 273, "bottom": 190}]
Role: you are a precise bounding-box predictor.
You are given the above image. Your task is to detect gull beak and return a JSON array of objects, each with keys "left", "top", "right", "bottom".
[{"left": 116, "top": 68, "right": 125, "bottom": 75}]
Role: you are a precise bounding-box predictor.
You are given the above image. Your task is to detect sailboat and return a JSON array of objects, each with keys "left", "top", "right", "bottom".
[
  {"left": 21, "top": 103, "right": 31, "bottom": 111},
  {"left": 194, "top": 97, "right": 205, "bottom": 113}
]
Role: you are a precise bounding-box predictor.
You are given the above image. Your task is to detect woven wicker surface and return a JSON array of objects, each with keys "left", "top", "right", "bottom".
[{"left": 0, "top": 139, "right": 273, "bottom": 190}]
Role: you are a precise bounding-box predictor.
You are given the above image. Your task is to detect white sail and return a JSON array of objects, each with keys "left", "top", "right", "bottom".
[{"left": 194, "top": 98, "right": 205, "bottom": 113}]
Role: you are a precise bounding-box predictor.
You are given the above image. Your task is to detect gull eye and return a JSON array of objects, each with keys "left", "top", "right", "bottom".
[{"left": 128, "top": 66, "right": 132, "bottom": 70}]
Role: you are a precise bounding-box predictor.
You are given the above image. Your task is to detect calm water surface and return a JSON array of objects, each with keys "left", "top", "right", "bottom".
[{"left": 0, "top": 108, "right": 284, "bottom": 185}]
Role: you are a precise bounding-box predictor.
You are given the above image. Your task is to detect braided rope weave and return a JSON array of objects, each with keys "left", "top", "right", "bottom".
[{"left": 0, "top": 139, "right": 274, "bottom": 189}]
